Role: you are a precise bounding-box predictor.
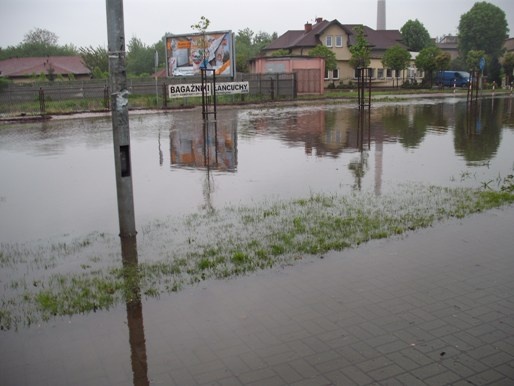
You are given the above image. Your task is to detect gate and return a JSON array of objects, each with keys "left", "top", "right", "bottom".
[{"left": 294, "top": 69, "right": 322, "bottom": 95}]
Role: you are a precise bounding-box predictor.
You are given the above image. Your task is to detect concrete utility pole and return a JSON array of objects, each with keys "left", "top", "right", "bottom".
[{"left": 106, "top": 0, "right": 138, "bottom": 244}]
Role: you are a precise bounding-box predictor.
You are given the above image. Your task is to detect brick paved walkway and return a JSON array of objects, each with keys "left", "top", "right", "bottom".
[{"left": 1, "top": 206, "right": 514, "bottom": 385}]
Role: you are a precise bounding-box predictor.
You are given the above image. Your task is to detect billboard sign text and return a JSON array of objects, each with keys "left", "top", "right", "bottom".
[{"left": 168, "top": 82, "right": 249, "bottom": 98}]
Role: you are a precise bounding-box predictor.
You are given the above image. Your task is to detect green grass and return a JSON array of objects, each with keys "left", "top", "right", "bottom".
[{"left": 0, "top": 184, "right": 513, "bottom": 330}]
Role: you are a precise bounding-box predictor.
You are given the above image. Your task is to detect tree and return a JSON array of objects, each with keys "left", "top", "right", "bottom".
[
  {"left": 235, "top": 28, "right": 255, "bottom": 73},
  {"left": 434, "top": 51, "right": 452, "bottom": 85},
  {"left": 271, "top": 49, "right": 290, "bottom": 57},
  {"left": 400, "top": 19, "right": 432, "bottom": 51},
  {"left": 349, "top": 25, "right": 370, "bottom": 69},
  {"left": 466, "top": 50, "right": 486, "bottom": 72},
  {"left": 382, "top": 44, "right": 411, "bottom": 87},
  {"left": 23, "top": 28, "right": 59, "bottom": 46},
  {"left": 150, "top": 35, "right": 170, "bottom": 70},
  {"left": 434, "top": 51, "right": 451, "bottom": 72},
  {"left": 502, "top": 52, "right": 514, "bottom": 85},
  {"left": 235, "top": 28, "right": 275, "bottom": 73},
  {"left": 191, "top": 16, "right": 210, "bottom": 34},
  {"left": 458, "top": 1, "right": 509, "bottom": 82},
  {"left": 80, "top": 45, "right": 109, "bottom": 77},
  {"left": 415, "top": 46, "right": 441, "bottom": 85},
  {"left": 191, "top": 16, "right": 210, "bottom": 67},
  {"left": 0, "top": 28, "right": 77, "bottom": 59},
  {"left": 309, "top": 45, "right": 337, "bottom": 71},
  {"left": 126, "top": 37, "right": 154, "bottom": 76},
  {"left": 449, "top": 56, "right": 467, "bottom": 71},
  {"left": 254, "top": 31, "right": 274, "bottom": 53}
]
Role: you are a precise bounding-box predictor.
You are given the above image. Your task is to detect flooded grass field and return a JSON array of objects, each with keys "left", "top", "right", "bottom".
[
  {"left": 1, "top": 95, "right": 514, "bottom": 384},
  {"left": 1, "top": 96, "right": 513, "bottom": 243}
]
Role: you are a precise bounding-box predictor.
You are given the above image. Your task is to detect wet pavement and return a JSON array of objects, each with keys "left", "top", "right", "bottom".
[{"left": 1, "top": 205, "right": 513, "bottom": 385}]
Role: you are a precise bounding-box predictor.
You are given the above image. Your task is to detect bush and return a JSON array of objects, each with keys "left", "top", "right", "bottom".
[
  {"left": 401, "top": 78, "right": 422, "bottom": 89},
  {"left": 0, "top": 77, "right": 10, "bottom": 91}
]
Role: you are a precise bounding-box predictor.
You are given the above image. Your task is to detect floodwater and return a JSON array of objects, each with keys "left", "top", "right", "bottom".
[
  {"left": 1, "top": 95, "right": 514, "bottom": 385},
  {"left": 1, "top": 96, "right": 513, "bottom": 243}
]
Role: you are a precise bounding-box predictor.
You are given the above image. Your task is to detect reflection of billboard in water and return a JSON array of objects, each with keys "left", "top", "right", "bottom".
[
  {"left": 165, "top": 31, "right": 234, "bottom": 77},
  {"left": 170, "top": 122, "right": 237, "bottom": 171}
]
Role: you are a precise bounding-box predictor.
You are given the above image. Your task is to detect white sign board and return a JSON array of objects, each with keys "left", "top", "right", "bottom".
[{"left": 168, "top": 81, "right": 249, "bottom": 98}]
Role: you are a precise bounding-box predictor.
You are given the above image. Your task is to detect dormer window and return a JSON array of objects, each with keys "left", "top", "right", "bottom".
[
  {"left": 335, "top": 36, "right": 343, "bottom": 47},
  {"left": 325, "top": 36, "right": 333, "bottom": 47}
]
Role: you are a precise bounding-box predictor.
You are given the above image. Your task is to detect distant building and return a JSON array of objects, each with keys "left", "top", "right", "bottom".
[
  {"left": 0, "top": 56, "right": 90, "bottom": 83},
  {"left": 436, "top": 35, "right": 459, "bottom": 60},
  {"left": 257, "top": 18, "right": 418, "bottom": 88},
  {"left": 504, "top": 37, "right": 514, "bottom": 54},
  {"left": 437, "top": 35, "right": 514, "bottom": 62}
]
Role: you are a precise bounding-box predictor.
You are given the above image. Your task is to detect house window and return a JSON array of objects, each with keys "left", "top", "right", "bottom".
[
  {"left": 386, "top": 68, "right": 392, "bottom": 78},
  {"left": 332, "top": 69, "right": 339, "bottom": 79},
  {"left": 335, "top": 35, "right": 343, "bottom": 47},
  {"left": 368, "top": 68, "right": 375, "bottom": 78},
  {"left": 325, "top": 35, "right": 333, "bottom": 47},
  {"left": 325, "top": 69, "right": 330, "bottom": 79},
  {"left": 377, "top": 68, "right": 384, "bottom": 79}
]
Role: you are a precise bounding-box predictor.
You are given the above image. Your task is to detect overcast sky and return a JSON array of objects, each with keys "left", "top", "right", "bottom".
[{"left": 1, "top": 0, "right": 513, "bottom": 49}]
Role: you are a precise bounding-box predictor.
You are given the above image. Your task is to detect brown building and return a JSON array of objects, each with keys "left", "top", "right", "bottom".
[
  {"left": 258, "top": 18, "right": 418, "bottom": 88},
  {"left": 0, "top": 56, "right": 90, "bottom": 83}
]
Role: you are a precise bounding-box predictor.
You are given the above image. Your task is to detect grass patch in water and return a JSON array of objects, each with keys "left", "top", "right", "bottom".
[{"left": 1, "top": 184, "right": 513, "bottom": 330}]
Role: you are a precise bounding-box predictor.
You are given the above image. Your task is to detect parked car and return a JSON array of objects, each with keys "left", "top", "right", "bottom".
[{"left": 435, "top": 71, "right": 471, "bottom": 87}]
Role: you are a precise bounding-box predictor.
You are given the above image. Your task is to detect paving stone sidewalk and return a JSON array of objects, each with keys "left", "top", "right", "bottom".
[
  {"left": 1, "top": 206, "right": 513, "bottom": 386},
  {"left": 139, "top": 205, "right": 514, "bottom": 385}
]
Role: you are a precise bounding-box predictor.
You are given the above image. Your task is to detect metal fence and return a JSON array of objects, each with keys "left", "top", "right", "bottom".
[{"left": 0, "top": 73, "right": 297, "bottom": 115}]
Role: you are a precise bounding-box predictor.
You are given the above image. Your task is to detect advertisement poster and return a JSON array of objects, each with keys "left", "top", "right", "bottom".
[{"left": 165, "top": 31, "right": 234, "bottom": 77}]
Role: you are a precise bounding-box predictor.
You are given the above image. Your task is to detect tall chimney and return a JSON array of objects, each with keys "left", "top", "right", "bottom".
[{"left": 377, "top": 0, "right": 386, "bottom": 30}]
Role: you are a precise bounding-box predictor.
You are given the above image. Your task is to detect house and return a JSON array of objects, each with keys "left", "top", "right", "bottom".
[
  {"left": 504, "top": 38, "right": 514, "bottom": 54},
  {"left": 436, "top": 35, "right": 459, "bottom": 61},
  {"left": 256, "top": 17, "right": 418, "bottom": 88},
  {"left": 0, "top": 56, "right": 90, "bottom": 83}
]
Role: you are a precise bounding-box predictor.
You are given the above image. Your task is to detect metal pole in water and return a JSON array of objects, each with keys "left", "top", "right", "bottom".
[
  {"left": 106, "top": 4, "right": 147, "bottom": 384},
  {"left": 106, "top": 0, "right": 138, "bottom": 242}
]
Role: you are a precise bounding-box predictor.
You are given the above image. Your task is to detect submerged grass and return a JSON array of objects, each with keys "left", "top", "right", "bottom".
[{"left": 1, "top": 184, "right": 513, "bottom": 330}]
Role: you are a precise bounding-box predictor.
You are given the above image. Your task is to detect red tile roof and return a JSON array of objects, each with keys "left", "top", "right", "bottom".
[{"left": 0, "top": 56, "right": 90, "bottom": 78}]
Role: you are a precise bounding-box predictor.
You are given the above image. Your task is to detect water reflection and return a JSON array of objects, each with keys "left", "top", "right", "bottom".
[
  {"left": 348, "top": 110, "right": 371, "bottom": 191},
  {"left": 169, "top": 120, "right": 237, "bottom": 172},
  {"left": 455, "top": 99, "right": 503, "bottom": 164},
  {"left": 380, "top": 104, "right": 449, "bottom": 148},
  {"left": 248, "top": 107, "right": 370, "bottom": 157},
  {"left": 121, "top": 235, "right": 149, "bottom": 386},
  {"left": 1, "top": 97, "right": 514, "bottom": 243}
]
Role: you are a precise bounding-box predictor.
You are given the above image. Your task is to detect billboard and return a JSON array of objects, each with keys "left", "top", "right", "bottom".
[{"left": 165, "top": 31, "right": 234, "bottom": 77}]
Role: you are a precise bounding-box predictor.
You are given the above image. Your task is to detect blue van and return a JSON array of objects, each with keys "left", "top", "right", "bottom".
[{"left": 435, "top": 71, "right": 471, "bottom": 87}]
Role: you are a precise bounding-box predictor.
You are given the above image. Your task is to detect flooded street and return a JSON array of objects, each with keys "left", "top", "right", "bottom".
[
  {"left": 1, "top": 95, "right": 514, "bottom": 385},
  {"left": 1, "top": 96, "right": 513, "bottom": 243}
]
